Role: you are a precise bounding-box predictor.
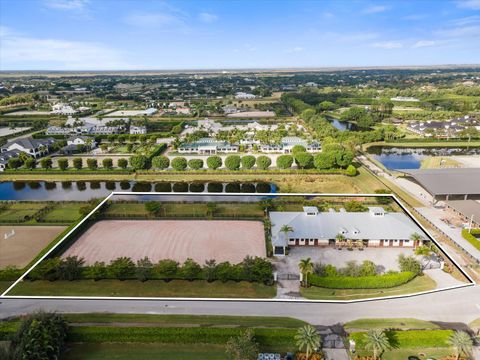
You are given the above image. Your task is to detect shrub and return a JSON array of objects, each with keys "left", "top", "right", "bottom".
[
  {"left": 171, "top": 157, "right": 188, "bottom": 171},
  {"left": 188, "top": 158, "right": 204, "bottom": 170},
  {"left": 102, "top": 158, "right": 113, "bottom": 169},
  {"left": 130, "top": 155, "right": 149, "bottom": 170},
  {"left": 136, "top": 257, "right": 153, "bottom": 282},
  {"left": 313, "top": 152, "right": 336, "bottom": 170},
  {"left": 225, "top": 155, "right": 241, "bottom": 170},
  {"left": 345, "top": 164, "right": 357, "bottom": 176},
  {"left": 276, "top": 155, "right": 293, "bottom": 169},
  {"left": 241, "top": 155, "right": 256, "bottom": 169},
  {"left": 28, "top": 257, "right": 62, "bottom": 281},
  {"left": 86, "top": 261, "right": 107, "bottom": 281},
  {"left": 155, "top": 259, "right": 179, "bottom": 278},
  {"left": 207, "top": 155, "right": 222, "bottom": 170},
  {"left": 374, "top": 189, "right": 392, "bottom": 204},
  {"left": 308, "top": 271, "right": 416, "bottom": 289},
  {"left": 57, "top": 158, "right": 69, "bottom": 170},
  {"left": 145, "top": 201, "right": 162, "bottom": 215},
  {"left": 152, "top": 155, "right": 170, "bottom": 170},
  {"left": 344, "top": 200, "right": 368, "bottom": 212},
  {"left": 86, "top": 158, "right": 98, "bottom": 170},
  {"left": 7, "top": 157, "right": 22, "bottom": 169},
  {"left": 180, "top": 258, "right": 202, "bottom": 280},
  {"left": 73, "top": 157, "right": 83, "bottom": 170},
  {"left": 58, "top": 256, "right": 85, "bottom": 281},
  {"left": 40, "top": 157, "right": 53, "bottom": 169},
  {"left": 24, "top": 157, "right": 36, "bottom": 169},
  {"left": 256, "top": 156, "right": 271, "bottom": 170},
  {"left": 117, "top": 158, "right": 128, "bottom": 169},
  {"left": 398, "top": 254, "right": 422, "bottom": 275},
  {"left": 108, "top": 257, "right": 136, "bottom": 280},
  {"left": 294, "top": 152, "right": 314, "bottom": 169},
  {"left": 291, "top": 144, "right": 306, "bottom": 155}
]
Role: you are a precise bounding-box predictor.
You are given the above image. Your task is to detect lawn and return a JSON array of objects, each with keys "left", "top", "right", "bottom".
[
  {"left": 344, "top": 318, "right": 440, "bottom": 331},
  {"left": 0, "top": 281, "right": 13, "bottom": 294},
  {"left": 7, "top": 279, "right": 276, "bottom": 298},
  {"left": 0, "top": 202, "right": 46, "bottom": 223},
  {"left": 350, "top": 329, "right": 454, "bottom": 359},
  {"left": 300, "top": 275, "right": 436, "bottom": 300},
  {"left": 63, "top": 343, "right": 227, "bottom": 360},
  {"left": 62, "top": 313, "right": 307, "bottom": 328},
  {"left": 420, "top": 156, "right": 462, "bottom": 169},
  {"left": 41, "top": 203, "right": 84, "bottom": 223}
]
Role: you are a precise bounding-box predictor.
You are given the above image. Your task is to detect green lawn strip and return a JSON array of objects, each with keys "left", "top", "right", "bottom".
[
  {"left": 62, "top": 343, "right": 227, "bottom": 360},
  {"left": 8, "top": 279, "right": 276, "bottom": 298},
  {"left": 354, "top": 347, "right": 452, "bottom": 360},
  {"left": 0, "top": 202, "right": 47, "bottom": 222},
  {"left": 301, "top": 275, "right": 436, "bottom": 300},
  {"left": 61, "top": 314, "right": 306, "bottom": 328},
  {"left": 0, "top": 281, "right": 14, "bottom": 294},
  {"left": 41, "top": 203, "right": 84, "bottom": 223},
  {"left": 461, "top": 229, "right": 480, "bottom": 251},
  {"left": 344, "top": 318, "right": 440, "bottom": 331},
  {"left": 308, "top": 272, "right": 416, "bottom": 289},
  {"left": 350, "top": 329, "right": 453, "bottom": 349},
  {"left": 66, "top": 326, "right": 295, "bottom": 351}
]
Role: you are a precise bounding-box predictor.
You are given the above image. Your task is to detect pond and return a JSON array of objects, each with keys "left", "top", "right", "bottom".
[
  {"left": 325, "top": 116, "right": 363, "bottom": 131},
  {"left": 368, "top": 146, "right": 480, "bottom": 170},
  {"left": 0, "top": 181, "right": 277, "bottom": 201}
]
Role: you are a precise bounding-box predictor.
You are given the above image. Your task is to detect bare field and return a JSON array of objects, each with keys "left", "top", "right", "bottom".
[
  {"left": 0, "top": 225, "right": 66, "bottom": 268},
  {"left": 62, "top": 220, "right": 266, "bottom": 265}
]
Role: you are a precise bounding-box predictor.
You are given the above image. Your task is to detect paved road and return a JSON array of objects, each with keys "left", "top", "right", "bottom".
[{"left": 1, "top": 285, "right": 480, "bottom": 325}]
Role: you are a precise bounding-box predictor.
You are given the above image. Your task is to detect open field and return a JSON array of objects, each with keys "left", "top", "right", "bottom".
[
  {"left": 0, "top": 202, "right": 46, "bottom": 223},
  {"left": 63, "top": 343, "right": 227, "bottom": 360},
  {"left": 41, "top": 203, "right": 83, "bottom": 223},
  {"left": 300, "top": 275, "right": 436, "bottom": 300},
  {"left": 0, "top": 225, "right": 66, "bottom": 268},
  {"left": 62, "top": 220, "right": 266, "bottom": 265},
  {"left": 420, "top": 156, "right": 462, "bottom": 169},
  {"left": 8, "top": 279, "right": 276, "bottom": 298}
]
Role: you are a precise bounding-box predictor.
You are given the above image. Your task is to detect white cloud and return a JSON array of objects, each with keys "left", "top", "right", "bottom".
[
  {"left": 402, "top": 14, "right": 428, "bottom": 21},
  {"left": 412, "top": 40, "right": 438, "bottom": 48},
  {"left": 436, "top": 25, "right": 480, "bottom": 37},
  {"left": 363, "top": 5, "right": 389, "bottom": 14},
  {"left": 198, "top": 12, "right": 218, "bottom": 23},
  {"left": 43, "top": 0, "right": 89, "bottom": 11},
  {"left": 0, "top": 27, "right": 129, "bottom": 70},
  {"left": 285, "top": 47, "right": 304, "bottom": 53},
  {"left": 371, "top": 41, "right": 403, "bottom": 49},
  {"left": 449, "top": 15, "right": 480, "bottom": 26},
  {"left": 457, "top": 0, "right": 480, "bottom": 10}
]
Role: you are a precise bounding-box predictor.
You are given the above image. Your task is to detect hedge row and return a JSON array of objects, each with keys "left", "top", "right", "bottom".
[
  {"left": 67, "top": 326, "right": 296, "bottom": 348},
  {"left": 461, "top": 228, "right": 480, "bottom": 251},
  {"left": 308, "top": 271, "right": 416, "bottom": 289},
  {"left": 349, "top": 329, "right": 453, "bottom": 349}
]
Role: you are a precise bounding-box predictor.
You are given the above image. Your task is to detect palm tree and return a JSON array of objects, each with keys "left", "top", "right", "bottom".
[
  {"left": 415, "top": 245, "right": 433, "bottom": 269},
  {"left": 364, "top": 329, "right": 390, "bottom": 360},
  {"left": 298, "top": 258, "right": 314, "bottom": 287},
  {"left": 335, "top": 233, "right": 346, "bottom": 249},
  {"left": 410, "top": 233, "right": 423, "bottom": 247},
  {"left": 294, "top": 325, "right": 321, "bottom": 360},
  {"left": 449, "top": 331, "right": 473, "bottom": 360},
  {"left": 280, "top": 224, "right": 293, "bottom": 244}
]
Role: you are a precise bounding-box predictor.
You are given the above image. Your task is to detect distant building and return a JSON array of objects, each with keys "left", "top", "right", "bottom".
[
  {"left": 67, "top": 135, "right": 97, "bottom": 148},
  {"left": 51, "top": 103, "right": 77, "bottom": 115},
  {"left": 390, "top": 96, "right": 420, "bottom": 102},
  {"left": 130, "top": 126, "right": 147, "bottom": 135},
  {"left": 1, "top": 137, "right": 55, "bottom": 158},
  {"left": 178, "top": 138, "right": 239, "bottom": 155},
  {"left": 235, "top": 92, "right": 256, "bottom": 99},
  {"left": 407, "top": 115, "right": 478, "bottom": 138},
  {"left": 260, "top": 137, "right": 321, "bottom": 154},
  {"left": 46, "top": 116, "right": 128, "bottom": 136}
]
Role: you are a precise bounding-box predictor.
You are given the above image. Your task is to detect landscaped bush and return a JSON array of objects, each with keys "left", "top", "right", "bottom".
[
  {"left": 256, "top": 155, "right": 272, "bottom": 170},
  {"left": 294, "top": 152, "right": 314, "bottom": 169},
  {"left": 461, "top": 228, "right": 480, "bottom": 250},
  {"left": 102, "top": 158, "right": 113, "bottom": 170},
  {"left": 40, "top": 157, "right": 53, "bottom": 169},
  {"left": 188, "top": 158, "right": 204, "bottom": 170},
  {"left": 308, "top": 271, "right": 416, "bottom": 289},
  {"left": 86, "top": 158, "right": 98, "bottom": 170},
  {"left": 398, "top": 254, "right": 422, "bottom": 275},
  {"left": 57, "top": 158, "right": 69, "bottom": 170},
  {"left": 313, "top": 152, "right": 336, "bottom": 170},
  {"left": 207, "top": 155, "right": 222, "bottom": 169},
  {"left": 241, "top": 155, "right": 256, "bottom": 169},
  {"left": 171, "top": 157, "right": 188, "bottom": 171},
  {"left": 276, "top": 155, "right": 293, "bottom": 169},
  {"left": 72, "top": 157, "right": 83, "bottom": 170},
  {"left": 225, "top": 155, "right": 241, "bottom": 170},
  {"left": 24, "top": 157, "right": 36, "bottom": 169},
  {"left": 130, "top": 155, "right": 149, "bottom": 170},
  {"left": 345, "top": 164, "right": 357, "bottom": 176},
  {"left": 117, "top": 158, "right": 128, "bottom": 169},
  {"left": 152, "top": 155, "right": 170, "bottom": 170},
  {"left": 207, "top": 182, "right": 223, "bottom": 192},
  {"left": 172, "top": 182, "right": 188, "bottom": 192}
]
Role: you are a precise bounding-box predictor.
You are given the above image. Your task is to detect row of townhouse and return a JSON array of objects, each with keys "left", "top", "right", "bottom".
[
  {"left": 177, "top": 136, "right": 321, "bottom": 155},
  {"left": 407, "top": 115, "right": 479, "bottom": 138}
]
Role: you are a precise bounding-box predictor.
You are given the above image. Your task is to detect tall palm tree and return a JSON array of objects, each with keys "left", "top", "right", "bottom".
[
  {"left": 280, "top": 224, "right": 293, "bottom": 244},
  {"left": 410, "top": 233, "right": 423, "bottom": 247},
  {"left": 449, "top": 331, "right": 473, "bottom": 360},
  {"left": 298, "top": 258, "right": 314, "bottom": 287},
  {"left": 294, "top": 325, "right": 321, "bottom": 360},
  {"left": 364, "top": 329, "right": 390, "bottom": 360}
]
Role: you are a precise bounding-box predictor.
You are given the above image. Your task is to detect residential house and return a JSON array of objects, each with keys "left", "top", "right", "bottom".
[
  {"left": 51, "top": 103, "right": 77, "bottom": 115},
  {"left": 1, "top": 137, "right": 55, "bottom": 159},
  {"left": 235, "top": 92, "right": 256, "bottom": 99},
  {"left": 260, "top": 137, "right": 321, "bottom": 154},
  {"left": 130, "top": 126, "right": 147, "bottom": 135},
  {"left": 178, "top": 137, "right": 239, "bottom": 154}
]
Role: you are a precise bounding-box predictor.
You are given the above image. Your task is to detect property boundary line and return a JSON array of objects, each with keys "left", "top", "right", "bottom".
[{"left": 0, "top": 192, "right": 475, "bottom": 304}]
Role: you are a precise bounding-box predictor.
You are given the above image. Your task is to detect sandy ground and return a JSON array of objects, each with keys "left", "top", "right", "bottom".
[
  {"left": 227, "top": 111, "right": 275, "bottom": 117},
  {"left": 451, "top": 155, "right": 480, "bottom": 168},
  {"left": 0, "top": 225, "right": 66, "bottom": 268},
  {"left": 63, "top": 220, "right": 266, "bottom": 265}
]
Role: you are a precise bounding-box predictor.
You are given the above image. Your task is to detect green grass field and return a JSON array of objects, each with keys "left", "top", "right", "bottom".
[
  {"left": 420, "top": 156, "right": 462, "bottom": 169},
  {"left": 41, "top": 203, "right": 84, "bottom": 223},
  {"left": 344, "top": 318, "right": 440, "bottom": 331},
  {"left": 0, "top": 281, "right": 13, "bottom": 294},
  {"left": 300, "top": 275, "right": 436, "bottom": 300},
  {"left": 0, "top": 202, "right": 46, "bottom": 222},
  {"left": 7, "top": 279, "right": 276, "bottom": 298},
  {"left": 63, "top": 343, "right": 227, "bottom": 360}
]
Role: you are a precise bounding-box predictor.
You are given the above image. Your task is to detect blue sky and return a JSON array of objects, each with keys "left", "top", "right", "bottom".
[{"left": 0, "top": 0, "right": 479, "bottom": 70}]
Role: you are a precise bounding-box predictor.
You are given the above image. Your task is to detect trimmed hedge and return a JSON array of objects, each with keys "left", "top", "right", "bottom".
[
  {"left": 350, "top": 329, "right": 453, "bottom": 349},
  {"left": 67, "top": 326, "right": 296, "bottom": 348},
  {"left": 308, "top": 271, "right": 416, "bottom": 289},
  {"left": 461, "top": 228, "right": 480, "bottom": 251}
]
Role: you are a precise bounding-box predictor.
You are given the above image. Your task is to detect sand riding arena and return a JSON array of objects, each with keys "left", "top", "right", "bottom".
[{"left": 62, "top": 220, "right": 266, "bottom": 265}]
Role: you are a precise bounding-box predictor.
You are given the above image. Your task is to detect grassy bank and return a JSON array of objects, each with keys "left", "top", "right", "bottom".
[
  {"left": 300, "top": 275, "right": 436, "bottom": 300},
  {"left": 344, "top": 318, "right": 440, "bottom": 331},
  {"left": 7, "top": 279, "right": 276, "bottom": 298},
  {"left": 364, "top": 140, "right": 480, "bottom": 150}
]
